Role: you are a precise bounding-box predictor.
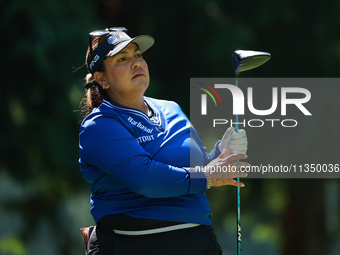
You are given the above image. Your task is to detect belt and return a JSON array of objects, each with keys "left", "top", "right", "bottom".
[{"left": 114, "top": 223, "right": 201, "bottom": 236}]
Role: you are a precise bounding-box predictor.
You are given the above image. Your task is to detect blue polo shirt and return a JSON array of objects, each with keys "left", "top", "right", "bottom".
[{"left": 79, "top": 97, "right": 220, "bottom": 225}]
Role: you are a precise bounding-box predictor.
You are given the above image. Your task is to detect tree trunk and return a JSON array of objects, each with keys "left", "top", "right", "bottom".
[{"left": 282, "top": 180, "right": 329, "bottom": 255}]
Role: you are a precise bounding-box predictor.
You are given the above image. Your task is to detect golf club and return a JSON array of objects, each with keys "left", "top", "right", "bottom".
[
  {"left": 233, "top": 50, "right": 271, "bottom": 78},
  {"left": 232, "top": 50, "right": 271, "bottom": 255}
]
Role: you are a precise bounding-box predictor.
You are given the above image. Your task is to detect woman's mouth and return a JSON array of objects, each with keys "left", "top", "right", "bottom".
[{"left": 132, "top": 71, "right": 145, "bottom": 79}]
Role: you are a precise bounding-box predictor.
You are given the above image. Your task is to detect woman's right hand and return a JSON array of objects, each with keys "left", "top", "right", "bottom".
[{"left": 205, "top": 149, "right": 249, "bottom": 188}]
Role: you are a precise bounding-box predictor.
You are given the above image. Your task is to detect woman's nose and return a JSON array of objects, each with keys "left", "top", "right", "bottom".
[{"left": 132, "top": 57, "right": 143, "bottom": 68}]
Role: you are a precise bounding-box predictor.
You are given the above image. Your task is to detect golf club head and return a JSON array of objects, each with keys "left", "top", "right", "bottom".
[{"left": 232, "top": 50, "right": 271, "bottom": 77}]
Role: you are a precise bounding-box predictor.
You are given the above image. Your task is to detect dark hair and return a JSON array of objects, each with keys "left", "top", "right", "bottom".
[{"left": 80, "top": 36, "right": 108, "bottom": 117}]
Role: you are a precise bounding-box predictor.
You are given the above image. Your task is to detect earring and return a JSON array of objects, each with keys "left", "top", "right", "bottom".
[{"left": 102, "top": 83, "right": 109, "bottom": 89}]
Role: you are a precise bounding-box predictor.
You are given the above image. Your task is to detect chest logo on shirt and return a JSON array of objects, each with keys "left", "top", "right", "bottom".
[
  {"left": 128, "top": 117, "right": 153, "bottom": 134},
  {"left": 135, "top": 135, "right": 155, "bottom": 144}
]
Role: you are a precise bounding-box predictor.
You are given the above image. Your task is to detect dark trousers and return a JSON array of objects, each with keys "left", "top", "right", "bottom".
[{"left": 87, "top": 224, "right": 222, "bottom": 255}]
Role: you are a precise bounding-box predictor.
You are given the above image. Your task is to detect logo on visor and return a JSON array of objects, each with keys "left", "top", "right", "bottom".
[
  {"left": 108, "top": 35, "right": 117, "bottom": 45},
  {"left": 89, "top": 54, "right": 100, "bottom": 71}
]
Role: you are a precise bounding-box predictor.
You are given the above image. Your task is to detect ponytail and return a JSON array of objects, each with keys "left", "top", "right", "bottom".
[
  {"left": 81, "top": 39, "right": 108, "bottom": 118},
  {"left": 80, "top": 73, "right": 107, "bottom": 117}
]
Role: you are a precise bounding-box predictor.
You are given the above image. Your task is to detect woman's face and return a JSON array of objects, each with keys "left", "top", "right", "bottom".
[{"left": 99, "top": 43, "right": 150, "bottom": 102}]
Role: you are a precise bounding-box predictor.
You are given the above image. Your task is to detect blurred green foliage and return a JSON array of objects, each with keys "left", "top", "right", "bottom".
[{"left": 1, "top": 0, "right": 340, "bottom": 254}]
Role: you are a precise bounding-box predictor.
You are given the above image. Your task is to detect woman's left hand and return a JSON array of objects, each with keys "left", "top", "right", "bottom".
[{"left": 218, "top": 127, "right": 247, "bottom": 156}]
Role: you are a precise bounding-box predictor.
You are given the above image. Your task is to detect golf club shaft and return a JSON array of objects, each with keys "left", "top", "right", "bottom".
[
  {"left": 235, "top": 78, "right": 241, "bottom": 255},
  {"left": 232, "top": 49, "right": 271, "bottom": 255}
]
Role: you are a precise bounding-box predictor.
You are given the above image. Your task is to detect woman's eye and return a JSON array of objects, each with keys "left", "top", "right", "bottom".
[
  {"left": 118, "top": 57, "right": 126, "bottom": 62},
  {"left": 136, "top": 53, "right": 143, "bottom": 58}
]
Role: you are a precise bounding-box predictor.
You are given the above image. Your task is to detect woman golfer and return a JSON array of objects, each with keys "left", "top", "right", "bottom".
[{"left": 79, "top": 27, "right": 248, "bottom": 255}]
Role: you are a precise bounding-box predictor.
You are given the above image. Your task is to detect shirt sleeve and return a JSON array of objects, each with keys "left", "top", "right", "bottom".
[
  {"left": 79, "top": 116, "right": 207, "bottom": 198},
  {"left": 207, "top": 140, "right": 222, "bottom": 163},
  {"left": 190, "top": 125, "right": 221, "bottom": 165}
]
